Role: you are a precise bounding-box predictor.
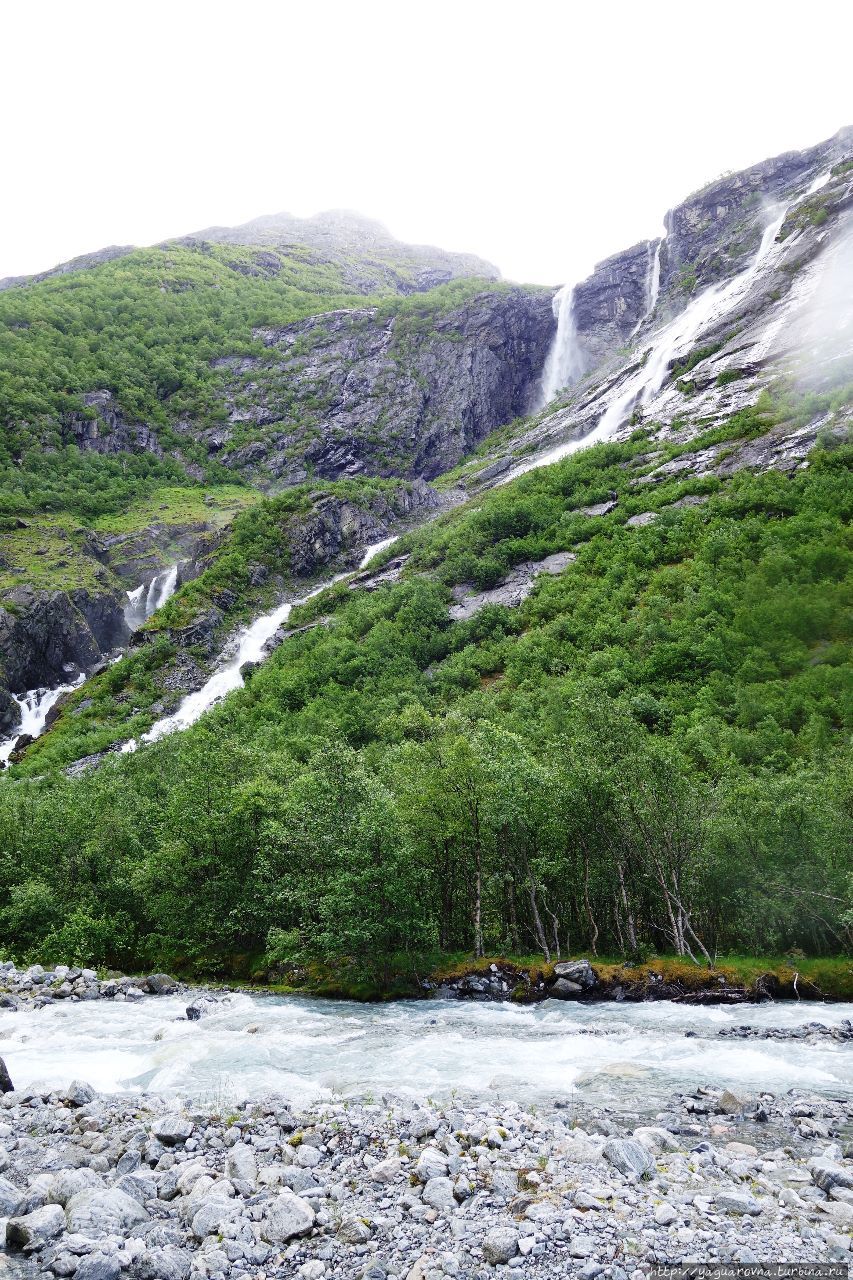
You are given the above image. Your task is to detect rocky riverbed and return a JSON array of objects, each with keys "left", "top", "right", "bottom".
[{"left": 0, "top": 1066, "right": 851, "bottom": 1280}]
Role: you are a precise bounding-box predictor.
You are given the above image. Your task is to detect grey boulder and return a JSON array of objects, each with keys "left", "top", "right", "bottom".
[
  {"left": 261, "top": 1188, "right": 315, "bottom": 1243},
  {"left": 6, "top": 1202, "right": 65, "bottom": 1249},
  {"left": 482, "top": 1227, "right": 519, "bottom": 1264},
  {"left": 65, "top": 1186, "right": 149, "bottom": 1233},
  {"left": 552, "top": 959, "right": 596, "bottom": 989},
  {"left": 151, "top": 1113, "right": 194, "bottom": 1145},
  {"left": 603, "top": 1138, "right": 656, "bottom": 1177}
]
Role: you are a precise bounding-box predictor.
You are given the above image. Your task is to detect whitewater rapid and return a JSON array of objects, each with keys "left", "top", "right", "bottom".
[
  {"left": 0, "top": 995, "right": 849, "bottom": 1111},
  {"left": 0, "top": 673, "right": 86, "bottom": 765}
]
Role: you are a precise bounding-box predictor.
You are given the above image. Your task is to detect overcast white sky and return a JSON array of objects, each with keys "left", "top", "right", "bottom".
[{"left": 3, "top": 0, "right": 852, "bottom": 286}]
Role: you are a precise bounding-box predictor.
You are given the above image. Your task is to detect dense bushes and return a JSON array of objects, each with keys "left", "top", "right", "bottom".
[{"left": 0, "top": 439, "right": 850, "bottom": 978}]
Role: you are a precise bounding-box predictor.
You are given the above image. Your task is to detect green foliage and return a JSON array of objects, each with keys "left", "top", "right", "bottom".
[
  {"left": 0, "top": 244, "right": 506, "bottom": 523},
  {"left": 0, "top": 425, "right": 850, "bottom": 977}
]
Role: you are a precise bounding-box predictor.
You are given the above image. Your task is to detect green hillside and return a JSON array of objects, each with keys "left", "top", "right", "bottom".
[{"left": 1, "top": 409, "right": 849, "bottom": 980}]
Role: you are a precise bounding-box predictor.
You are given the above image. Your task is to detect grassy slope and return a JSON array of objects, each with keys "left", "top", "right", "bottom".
[
  {"left": 10, "top": 475, "right": 430, "bottom": 770},
  {"left": 0, "top": 245, "right": 510, "bottom": 608},
  {"left": 0, "top": 486, "right": 257, "bottom": 594}
]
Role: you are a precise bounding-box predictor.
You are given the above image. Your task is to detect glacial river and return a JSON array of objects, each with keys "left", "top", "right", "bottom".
[{"left": 0, "top": 995, "right": 850, "bottom": 1113}]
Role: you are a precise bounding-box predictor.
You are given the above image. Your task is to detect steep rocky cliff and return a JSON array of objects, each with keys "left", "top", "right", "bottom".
[
  {"left": 562, "top": 126, "right": 853, "bottom": 375},
  {"left": 464, "top": 128, "right": 853, "bottom": 493},
  {"left": 210, "top": 287, "right": 554, "bottom": 485},
  {"left": 0, "top": 585, "right": 128, "bottom": 697}
]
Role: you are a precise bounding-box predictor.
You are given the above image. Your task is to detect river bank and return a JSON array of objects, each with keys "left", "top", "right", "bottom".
[
  {"left": 0, "top": 1052, "right": 851, "bottom": 1278},
  {"left": 1, "top": 954, "right": 851, "bottom": 1012}
]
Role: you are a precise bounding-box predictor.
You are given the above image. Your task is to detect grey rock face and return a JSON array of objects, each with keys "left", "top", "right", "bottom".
[
  {"left": 0, "top": 1056, "right": 13, "bottom": 1093},
  {"left": 0, "top": 584, "right": 128, "bottom": 696},
  {"left": 603, "top": 1138, "right": 656, "bottom": 1177},
  {"left": 215, "top": 289, "right": 554, "bottom": 484},
  {"left": 448, "top": 550, "right": 575, "bottom": 622},
  {"left": 658, "top": 131, "right": 848, "bottom": 295},
  {"left": 63, "top": 390, "right": 164, "bottom": 459},
  {"left": 422, "top": 1175, "right": 457, "bottom": 1212},
  {"left": 572, "top": 239, "right": 659, "bottom": 367}
]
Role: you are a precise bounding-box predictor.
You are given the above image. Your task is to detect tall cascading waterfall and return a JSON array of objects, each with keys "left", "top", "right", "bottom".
[
  {"left": 125, "top": 564, "right": 180, "bottom": 632},
  {"left": 503, "top": 203, "right": 792, "bottom": 486},
  {"left": 647, "top": 237, "right": 662, "bottom": 317},
  {"left": 536, "top": 285, "right": 585, "bottom": 409},
  {"left": 0, "top": 674, "right": 86, "bottom": 765},
  {"left": 630, "top": 236, "right": 664, "bottom": 338}
]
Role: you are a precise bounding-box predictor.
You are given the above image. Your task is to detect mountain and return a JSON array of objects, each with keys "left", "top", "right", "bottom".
[{"left": 0, "top": 129, "right": 850, "bottom": 980}]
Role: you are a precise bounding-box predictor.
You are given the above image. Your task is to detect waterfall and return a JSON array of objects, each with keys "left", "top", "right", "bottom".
[
  {"left": 144, "top": 564, "right": 179, "bottom": 617},
  {"left": 629, "top": 237, "right": 664, "bottom": 339},
  {"left": 646, "top": 237, "right": 662, "bottom": 320},
  {"left": 0, "top": 674, "right": 86, "bottom": 765},
  {"left": 537, "top": 285, "right": 585, "bottom": 408},
  {"left": 134, "top": 573, "right": 351, "bottom": 747},
  {"left": 125, "top": 564, "right": 180, "bottom": 631},
  {"left": 501, "top": 206, "right": 789, "bottom": 484},
  {"left": 635, "top": 207, "right": 786, "bottom": 413},
  {"left": 123, "top": 584, "right": 146, "bottom": 632},
  {"left": 358, "top": 536, "right": 399, "bottom": 569}
]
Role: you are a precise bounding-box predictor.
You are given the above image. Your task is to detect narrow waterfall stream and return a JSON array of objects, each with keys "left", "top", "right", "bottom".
[
  {"left": 358, "top": 535, "right": 399, "bottom": 568},
  {"left": 0, "top": 564, "right": 184, "bottom": 765},
  {"left": 138, "top": 572, "right": 352, "bottom": 746}
]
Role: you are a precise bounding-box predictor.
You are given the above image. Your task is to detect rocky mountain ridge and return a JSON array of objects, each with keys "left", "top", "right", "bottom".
[
  {"left": 1, "top": 127, "right": 851, "bottom": 764},
  {"left": 566, "top": 125, "right": 853, "bottom": 374}
]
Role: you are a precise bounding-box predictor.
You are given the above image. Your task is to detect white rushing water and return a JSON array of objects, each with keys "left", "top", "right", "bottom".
[
  {"left": 0, "top": 995, "right": 849, "bottom": 1111},
  {"left": 137, "top": 573, "right": 350, "bottom": 745},
  {"left": 0, "top": 673, "right": 86, "bottom": 765},
  {"left": 358, "top": 535, "right": 399, "bottom": 569},
  {"left": 537, "top": 285, "right": 585, "bottom": 408},
  {"left": 503, "top": 206, "right": 789, "bottom": 485},
  {"left": 124, "top": 564, "right": 180, "bottom": 631}
]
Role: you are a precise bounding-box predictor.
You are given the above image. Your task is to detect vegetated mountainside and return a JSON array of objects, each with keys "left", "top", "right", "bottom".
[
  {"left": 0, "top": 419, "right": 849, "bottom": 978},
  {"left": 0, "top": 131, "right": 851, "bottom": 984},
  {"left": 0, "top": 214, "right": 552, "bottom": 707}
]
